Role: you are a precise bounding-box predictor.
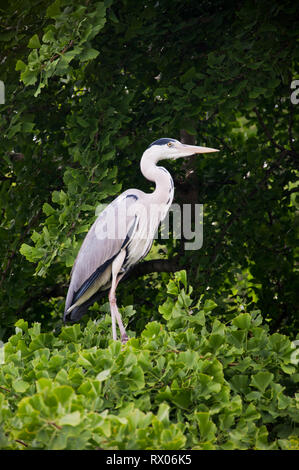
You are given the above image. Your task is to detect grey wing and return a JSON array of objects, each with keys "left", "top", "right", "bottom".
[{"left": 64, "top": 189, "right": 143, "bottom": 317}]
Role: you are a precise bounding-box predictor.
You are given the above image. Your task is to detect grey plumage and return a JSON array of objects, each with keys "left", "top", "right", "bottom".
[{"left": 64, "top": 190, "right": 141, "bottom": 316}]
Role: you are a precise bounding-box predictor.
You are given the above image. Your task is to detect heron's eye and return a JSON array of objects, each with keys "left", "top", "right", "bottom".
[{"left": 167, "top": 142, "right": 173, "bottom": 147}]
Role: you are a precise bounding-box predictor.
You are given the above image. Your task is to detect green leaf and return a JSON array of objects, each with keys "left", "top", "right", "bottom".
[
  {"left": 96, "top": 369, "right": 111, "bottom": 382},
  {"left": 53, "top": 386, "right": 74, "bottom": 406},
  {"left": 60, "top": 324, "right": 82, "bottom": 342},
  {"left": 195, "top": 412, "right": 216, "bottom": 442},
  {"left": 79, "top": 48, "right": 100, "bottom": 62},
  {"left": 58, "top": 411, "right": 81, "bottom": 427},
  {"left": 250, "top": 371, "right": 274, "bottom": 393},
  {"left": 15, "top": 59, "right": 26, "bottom": 71},
  {"left": 20, "top": 68, "right": 38, "bottom": 86},
  {"left": 27, "top": 34, "right": 41, "bottom": 49},
  {"left": 156, "top": 403, "right": 170, "bottom": 424},
  {"left": 232, "top": 313, "right": 251, "bottom": 330},
  {"left": 20, "top": 243, "right": 45, "bottom": 262},
  {"left": 43, "top": 202, "right": 55, "bottom": 216},
  {"left": 175, "top": 270, "right": 187, "bottom": 288},
  {"left": 42, "top": 28, "right": 56, "bottom": 43},
  {"left": 12, "top": 379, "right": 29, "bottom": 393},
  {"left": 203, "top": 299, "right": 217, "bottom": 312},
  {"left": 249, "top": 87, "right": 266, "bottom": 98},
  {"left": 36, "top": 378, "right": 53, "bottom": 393},
  {"left": 231, "top": 374, "right": 249, "bottom": 393},
  {"left": 46, "top": 0, "right": 61, "bottom": 18},
  {"left": 228, "top": 330, "right": 246, "bottom": 348},
  {"left": 166, "top": 279, "right": 179, "bottom": 295},
  {"left": 158, "top": 297, "right": 174, "bottom": 320},
  {"left": 15, "top": 319, "right": 28, "bottom": 332}
]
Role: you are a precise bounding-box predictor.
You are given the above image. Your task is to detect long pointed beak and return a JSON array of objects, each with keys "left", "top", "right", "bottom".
[{"left": 180, "top": 144, "right": 219, "bottom": 156}]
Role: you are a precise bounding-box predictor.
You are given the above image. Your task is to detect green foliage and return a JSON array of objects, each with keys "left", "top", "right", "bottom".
[
  {"left": 20, "top": 1, "right": 108, "bottom": 96},
  {"left": 0, "top": 273, "right": 298, "bottom": 450}
]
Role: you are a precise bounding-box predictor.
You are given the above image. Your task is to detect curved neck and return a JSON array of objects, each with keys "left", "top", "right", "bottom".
[{"left": 140, "top": 151, "right": 174, "bottom": 204}]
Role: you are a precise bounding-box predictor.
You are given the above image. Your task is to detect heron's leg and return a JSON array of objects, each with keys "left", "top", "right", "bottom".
[
  {"left": 109, "top": 250, "right": 128, "bottom": 343},
  {"left": 109, "top": 275, "right": 128, "bottom": 343},
  {"left": 108, "top": 287, "right": 117, "bottom": 341},
  {"left": 111, "top": 298, "right": 128, "bottom": 343},
  {"left": 113, "top": 276, "right": 128, "bottom": 343},
  {"left": 109, "top": 297, "right": 117, "bottom": 341}
]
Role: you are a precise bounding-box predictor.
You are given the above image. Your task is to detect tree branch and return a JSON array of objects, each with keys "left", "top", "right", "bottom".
[
  {"left": 49, "top": 40, "right": 74, "bottom": 63},
  {"left": 127, "top": 256, "right": 180, "bottom": 280}
]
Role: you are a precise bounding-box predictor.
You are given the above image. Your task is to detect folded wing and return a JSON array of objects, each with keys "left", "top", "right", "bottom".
[{"left": 64, "top": 190, "right": 143, "bottom": 321}]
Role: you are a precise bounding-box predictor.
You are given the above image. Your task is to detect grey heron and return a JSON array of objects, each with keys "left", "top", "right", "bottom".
[{"left": 64, "top": 138, "right": 218, "bottom": 343}]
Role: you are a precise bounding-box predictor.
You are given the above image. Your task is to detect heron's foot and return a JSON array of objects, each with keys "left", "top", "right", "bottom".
[{"left": 121, "top": 333, "right": 129, "bottom": 344}]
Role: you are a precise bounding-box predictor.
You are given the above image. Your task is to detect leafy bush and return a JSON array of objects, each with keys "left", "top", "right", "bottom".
[{"left": 0, "top": 272, "right": 298, "bottom": 450}]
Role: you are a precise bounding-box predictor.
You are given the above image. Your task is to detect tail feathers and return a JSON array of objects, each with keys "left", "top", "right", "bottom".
[
  {"left": 63, "top": 304, "right": 87, "bottom": 323},
  {"left": 63, "top": 290, "right": 106, "bottom": 323}
]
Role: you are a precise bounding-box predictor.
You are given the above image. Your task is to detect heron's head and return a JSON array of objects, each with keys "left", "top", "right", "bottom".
[{"left": 145, "top": 138, "right": 219, "bottom": 161}]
